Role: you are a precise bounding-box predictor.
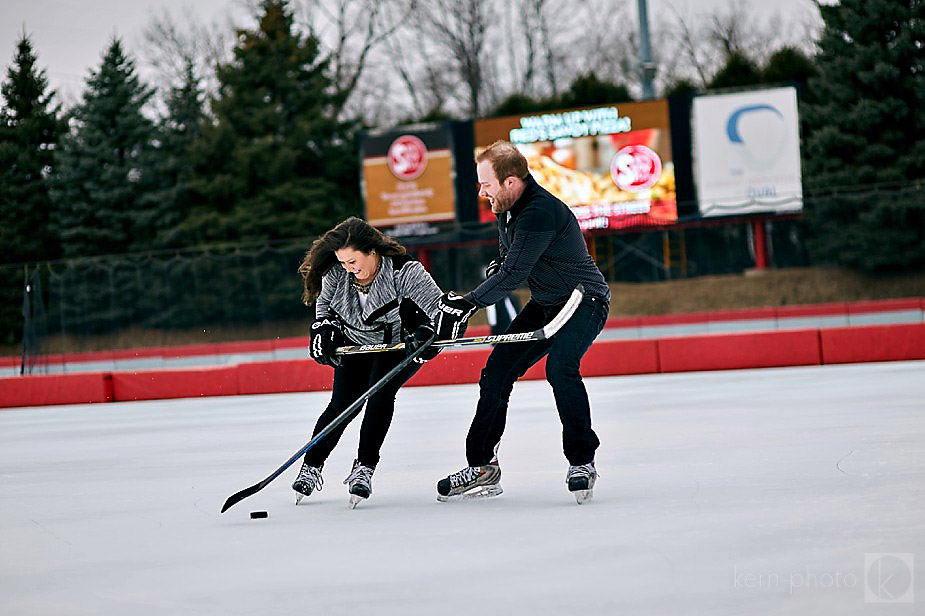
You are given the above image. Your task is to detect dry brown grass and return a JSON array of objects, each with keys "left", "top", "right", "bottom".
[{"left": 605, "top": 266, "right": 925, "bottom": 316}]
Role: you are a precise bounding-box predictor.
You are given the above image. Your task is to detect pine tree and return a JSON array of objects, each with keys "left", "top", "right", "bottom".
[
  {"left": 761, "top": 47, "right": 817, "bottom": 97},
  {"left": 707, "top": 52, "right": 762, "bottom": 89},
  {"left": 178, "top": 0, "right": 359, "bottom": 245},
  {"left": 802, "top": 0, "right": 925, "bottom": 271},
  {"left": 49, "top": 38, "right": 156, "bottom": 258},
  {"left": 0, "top": 34, "right": 64, "bottom": 263},
  {"left": 140, "top": 62, "right": 205, "bottom": 249},
  {"left": 0, "top": 34, "right": 65, "bottom": 344}
]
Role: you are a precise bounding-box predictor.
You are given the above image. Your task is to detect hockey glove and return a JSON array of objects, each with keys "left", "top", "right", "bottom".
[
  {"left": 309, "top": 317, "right": 343, "bottom": 367},
  {"left": 485, "top": 258, "right": 503, "bottom": 279},
  {"left": 404, "top": 325, "right": 439, "bottom": 364},
  {"left": 435, "top": 292, "right": 477, "bottom": 341}
]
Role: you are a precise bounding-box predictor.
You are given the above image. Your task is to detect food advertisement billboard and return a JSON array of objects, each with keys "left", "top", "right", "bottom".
[
  {"left": 474, "top": 101, "right": 677, "bottom": 231},
  {"left": 361, "top": 126, "right": 457, "bottom": 227}
]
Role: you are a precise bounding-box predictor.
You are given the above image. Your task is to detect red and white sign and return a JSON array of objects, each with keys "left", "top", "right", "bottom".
[
  {"left": 610, "top": 144, "right": 662, "bottom": 192},
  {"left": 387, "top": 135, "right": 428, "bottom": 180}
]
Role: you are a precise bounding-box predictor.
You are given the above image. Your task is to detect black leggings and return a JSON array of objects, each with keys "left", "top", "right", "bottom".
[{"left": 303, "top": 351, "right": 420, "bottom": 468}]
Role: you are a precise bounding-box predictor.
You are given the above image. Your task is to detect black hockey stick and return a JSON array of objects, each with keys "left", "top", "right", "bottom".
[
  {"left": 220, "top": 332, "right": 437, "bottom": 513},
  {"left": 334, "top": 284, "right": 585, "bottom": 356}
]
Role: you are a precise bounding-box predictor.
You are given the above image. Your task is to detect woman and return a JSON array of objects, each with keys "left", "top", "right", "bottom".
[{"left": 294, "top": 217, "right": 443, "bottom": 508}]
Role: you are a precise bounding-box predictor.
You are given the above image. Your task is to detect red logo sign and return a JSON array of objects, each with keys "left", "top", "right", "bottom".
[
  {"left": 387, "top": 135, "right": 428, "bottom": 180},
  {"left": 610, "top": 145, "right": 662, "bottom": 191}
]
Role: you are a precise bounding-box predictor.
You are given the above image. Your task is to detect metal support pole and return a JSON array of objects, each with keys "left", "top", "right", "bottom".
[
  {"left": 637, "top": 0, "right": 657, "bottom": 99},
  {"left": 752, "top": 220, "right": 770, "bottom": 269}
]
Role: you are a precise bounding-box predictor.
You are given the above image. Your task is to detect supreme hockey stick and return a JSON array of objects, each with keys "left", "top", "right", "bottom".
[
  {"left": 220, "top": 332, "right": 437, "bottom": 513},
  {"left": 334, "top": 284, "right": 585, "bottom": 356}
]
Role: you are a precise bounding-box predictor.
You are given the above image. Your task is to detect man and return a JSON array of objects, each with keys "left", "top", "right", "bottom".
[{"left": 434, "top": 140, "right": 611, "bottom": 504}]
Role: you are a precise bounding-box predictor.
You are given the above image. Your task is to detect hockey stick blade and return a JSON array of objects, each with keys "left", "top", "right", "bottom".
[
  {"left": 220, "top": 332, "right": 437, "bottom": 513},
  {"left": 335, "top": 284, "right": 585, "bottom": 356}
]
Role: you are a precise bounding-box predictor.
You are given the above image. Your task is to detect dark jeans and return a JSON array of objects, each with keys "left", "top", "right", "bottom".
[
  {"left": 466, "top": 295, "right": 609, "bottom": 467},
  {"left": 303, "top": 351, "right": 420, "bottom": 468}
]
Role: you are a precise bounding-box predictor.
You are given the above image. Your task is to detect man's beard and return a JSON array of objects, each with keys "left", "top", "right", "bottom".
[{"left": 490, "top": 185, "right": 516, "bottom": 214}]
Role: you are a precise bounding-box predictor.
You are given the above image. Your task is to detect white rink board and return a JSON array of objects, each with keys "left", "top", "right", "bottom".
[{"left": 1, "top": 361, "right": 923, "bottom": 615}]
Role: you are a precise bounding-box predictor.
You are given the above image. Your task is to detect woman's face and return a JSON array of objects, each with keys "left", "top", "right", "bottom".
[{"left": 335, "top": 246, "right": 379, "bottom": 283}]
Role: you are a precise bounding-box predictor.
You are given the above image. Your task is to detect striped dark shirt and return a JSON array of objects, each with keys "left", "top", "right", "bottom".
[{"left": 466, "top": 174, "right": 611, "bottom": 308}]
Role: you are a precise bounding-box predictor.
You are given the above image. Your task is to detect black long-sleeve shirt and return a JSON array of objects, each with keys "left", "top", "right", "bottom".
[{"left": 466, "top": 174, "right": 611, "bottom": 308}]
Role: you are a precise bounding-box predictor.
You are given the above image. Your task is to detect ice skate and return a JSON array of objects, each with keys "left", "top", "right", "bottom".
[
  {"left": 566, "top": 462, "right": 597, "bottom": 504},
  {"left": 436, "top": 458, "right": 502, "bottom": 502},
  {"left": 344, "top": 460, "right": 375, "bottom": 509},
  {"left": 292, "top": 462, "right": 323, "bottom": 505}
]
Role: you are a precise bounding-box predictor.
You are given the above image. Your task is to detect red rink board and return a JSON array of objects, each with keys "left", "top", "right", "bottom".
[
  {"left": 0, "top": 372, "right": 113, "bottom": 408},
  {"left": 111, "top": 366, "right": 239, "bottom": 402},
  {"left": 657, "top": 329, "right": 822, "bottom": 373},
  {"left": 820, "top": 323, "right": 925, "bottom": 364},
  {"left": 237, "top": 360, "right": 333, "bottom": 395}
]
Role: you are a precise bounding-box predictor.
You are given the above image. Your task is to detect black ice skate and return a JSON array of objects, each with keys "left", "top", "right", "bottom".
[
  {"left": 436, "top": 458, "right": 502, "bottom": 502},
  {"left": 343, "top": 460, "right": 375, "bottom": 509},
  {"left": 566, "top": 462, "right": 597, "bottom": 504},
  {"left": 292, "top": 462, "right": 323, "bottom": 505}
]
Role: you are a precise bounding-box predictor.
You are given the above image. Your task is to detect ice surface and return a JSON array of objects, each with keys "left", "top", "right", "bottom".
[{"left": 1, "top": 361, "right": 923, "bottom": 615}]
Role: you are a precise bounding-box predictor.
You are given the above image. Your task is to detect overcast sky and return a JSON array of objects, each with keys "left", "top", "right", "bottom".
[{"left": 1, "top": 0, "right": 821, "bottom": 106}]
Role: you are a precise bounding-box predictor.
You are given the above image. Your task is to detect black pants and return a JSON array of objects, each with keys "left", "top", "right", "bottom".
[
  {"left": 303, "top": 351, "right": 420, "bottom": 468},
  {"left": 466, "top": 295, "right": 608, "bottom": 467}
]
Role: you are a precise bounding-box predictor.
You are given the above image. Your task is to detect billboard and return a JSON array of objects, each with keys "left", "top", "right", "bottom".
[
  {"left": 361, "top": 126, "right": 457, "bottom": 227},
  {"left": 692, "top": 86, "right": 803, "bottom": 218},
  {"left": 474, "top": 101, "right": 677, "bottom": 231}
]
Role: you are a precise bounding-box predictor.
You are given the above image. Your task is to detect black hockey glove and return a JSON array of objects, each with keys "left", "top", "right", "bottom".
[
  {"left": 435, "top": 292, "right": 477, "bottom": 341},
  {"left": 309, "top": 317, "right": 343, "bottom": 367},
  {"left": 485, "top": 258, "right": 503, "bottom": 279},
  {"left": 404, "top": 324, "right": 439, "bottom": 364}
]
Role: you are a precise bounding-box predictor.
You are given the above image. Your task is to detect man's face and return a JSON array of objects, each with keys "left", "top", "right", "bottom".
[{"left": 477, "top": 160, "right": 516, "bottom": 214}]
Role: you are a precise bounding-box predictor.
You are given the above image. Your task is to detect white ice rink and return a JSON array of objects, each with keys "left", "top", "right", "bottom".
[{"left": 2, "top": 361, "right": 923, "bottom": 615}]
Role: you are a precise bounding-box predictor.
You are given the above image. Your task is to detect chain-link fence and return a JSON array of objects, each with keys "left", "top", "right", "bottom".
[{"left": 9, "top": 217, "right": 818, "bottom": 374}]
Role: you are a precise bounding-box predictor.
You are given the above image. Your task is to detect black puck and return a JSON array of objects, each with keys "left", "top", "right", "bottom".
[{"left": 249, "top": 510, "right": 268, "bottom": 519}]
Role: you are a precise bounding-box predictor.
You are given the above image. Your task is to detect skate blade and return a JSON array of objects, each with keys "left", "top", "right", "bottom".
[
  {"left": 437, "top": 484, "right": 503, "bottom": 502},
  {"left": 573, "top": 489, "right": 593, "bottom": 504},
  {"left": 348, "top": 494, "right": 366, "bottom": 509}
]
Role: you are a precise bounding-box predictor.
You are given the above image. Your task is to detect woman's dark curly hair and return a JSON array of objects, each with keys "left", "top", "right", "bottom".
[{"left": 299, "top": 217, "right": 406, "bottom": 305}]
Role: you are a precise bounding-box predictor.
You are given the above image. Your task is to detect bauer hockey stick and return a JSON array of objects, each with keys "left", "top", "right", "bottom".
[
  {"left": 334, "top": 284, "right": 585, "bottom": 356},
  {"left": 220, "top": 332, "right": 437, "bottom": 513}
]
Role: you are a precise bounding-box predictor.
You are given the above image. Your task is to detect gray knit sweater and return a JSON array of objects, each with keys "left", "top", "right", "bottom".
[{"left": 315, "top": 255, "right": 442, "bottom": 345}]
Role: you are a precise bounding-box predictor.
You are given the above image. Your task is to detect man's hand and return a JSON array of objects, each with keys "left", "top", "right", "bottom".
[
  {"left": 309, "top": 317, "right": 343, "bottom": 367},
  {"left": 435, "top": 292, "right": 477, "bottom": 341},
  {"left": 404, "top": 325, "right": 438, "bottom": 364}
]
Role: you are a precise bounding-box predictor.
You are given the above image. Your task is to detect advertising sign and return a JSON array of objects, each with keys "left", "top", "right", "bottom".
[
  {"left": 692, "top": 86, "right": 803, "bottom": 217},
  {"left": 474, "top": 101, "right": 677, "bottom": 231},
  {"left": 361, "top": 126, "right": 457, "bottom": 227}
]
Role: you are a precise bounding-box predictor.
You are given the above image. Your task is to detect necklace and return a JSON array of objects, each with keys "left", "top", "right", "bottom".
[{"left": 351, "top": 255, "right": 382, "bottom": 294}]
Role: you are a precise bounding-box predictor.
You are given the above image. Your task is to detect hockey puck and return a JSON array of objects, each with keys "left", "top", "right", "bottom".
[{"left": 249, "top": 511, "right": 268, "bottom": 519}]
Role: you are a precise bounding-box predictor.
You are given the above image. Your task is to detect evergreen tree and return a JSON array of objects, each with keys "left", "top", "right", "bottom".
[
  {"left": 802, "top": 0, "right": 925, "bottom": 270},
  {"left": 486, "top": 73, "right": 632, "bottom": 118},
  {"left": 140, "top": 62, "right": 205, "bottom": 249},
  {"left": 488, "top": 93, "right": 560, "bottom": 118},
  {"left": 49, "top": 38, "right": 156, "bottom": 258},
  {"left": 179, "top": 0, "right": 359, "bottom": 245},
  {"left": 558, "top": 72, "right": 633, "bottom": 107},
  {"left": 761, "top": 46, "right": 817, "bottom": 98},
  {"left": 0, "top": 34, "right": 63, "bottom": 264},
  {"left": 707, "top": 52, "right": 762, "bottom": 89},
  {"left": 0, "top": 34, "right": 65, "bottom": 344}
]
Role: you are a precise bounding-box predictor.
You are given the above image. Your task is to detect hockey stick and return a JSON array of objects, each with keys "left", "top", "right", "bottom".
[
  {"left": 220, "top": 332, "right": 437, "bottom": 513},
  {"left": 334, "top": 284, "right": 585, "bottom": 356}
]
